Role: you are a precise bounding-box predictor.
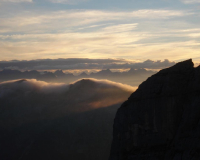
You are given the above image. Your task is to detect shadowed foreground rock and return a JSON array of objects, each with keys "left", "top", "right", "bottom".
[{"left": 109, "top": 59, "right": 200, "bottom": 160}]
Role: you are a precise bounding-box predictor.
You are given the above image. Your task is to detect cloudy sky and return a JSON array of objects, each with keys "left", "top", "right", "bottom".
[{"left": 0, "top": 0, "right": 200, "bottom": 62}]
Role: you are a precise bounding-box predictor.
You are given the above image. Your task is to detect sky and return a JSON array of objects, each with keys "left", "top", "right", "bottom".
[{"left": 0, "top": 0, "right": 200, "bottom": 63}]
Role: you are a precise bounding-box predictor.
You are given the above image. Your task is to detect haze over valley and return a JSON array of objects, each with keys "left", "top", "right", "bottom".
[{"left": 0, "top": 78, "right": 135, "bottom": 160}]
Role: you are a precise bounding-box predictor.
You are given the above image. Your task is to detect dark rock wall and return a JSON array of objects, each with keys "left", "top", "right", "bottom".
[{"left": 110, "top": 59, "right": 200, "bottom": 160}]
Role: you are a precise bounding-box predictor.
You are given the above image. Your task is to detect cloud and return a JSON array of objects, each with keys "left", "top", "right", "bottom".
[
  {"left": 0, "top": 8, "right": 197, "bottom": 61},
  {"left": 0, "top": 78, "right": 135, "bottom": 96},
  {"left": 0, "top": 34, "right": 199, "bottom": 61},
  {"left": 0, "top": 58, "right": 176, "bottom": 70},
  {"left": 72, "top": 78, "right": 136, "bottom": 92},
  {"left": 0, "top": 78, "right": 135, "bottom": 95},
  {"left": 0, "top": 78, "right": 135, "bottom": 116},
  {"left": 180, "top": 0, "right": 200, "bottom": 4},
  {"left": 0, "top": 9, "right": 190, "bottom": 34},
  {"left": 130, "top": 9, "right": 189, "bottom": 19},
  {"left": 48, "top": 0, "right": 88, "bottom": 4},
  {"left": 0, "top": 27, "right": 149, "bottom": 60},
  {"left": 0, "top": 9, "right": 198, "bottom": 61},
  {"left": 103, "top": 23, "right": 138, "bottom": 33},
  {"left": 0, "top": 79, "right": 69, "bottom": 95},
  {"left": 0, "top": 0, "right": 32, "bottom": 2}
]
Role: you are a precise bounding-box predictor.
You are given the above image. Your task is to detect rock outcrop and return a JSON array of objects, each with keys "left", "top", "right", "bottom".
[{"left": 109, "top": 59, "right": 200, "bottom": 160}]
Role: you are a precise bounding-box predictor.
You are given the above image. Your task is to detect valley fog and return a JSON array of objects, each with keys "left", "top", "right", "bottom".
[{"left": 0, "top": 78, "right": 135, "bottom": 160}]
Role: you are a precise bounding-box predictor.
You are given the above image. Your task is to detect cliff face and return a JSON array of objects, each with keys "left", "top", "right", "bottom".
[{"left": 110, "top": 59, "right": 200, "bottom": 160}]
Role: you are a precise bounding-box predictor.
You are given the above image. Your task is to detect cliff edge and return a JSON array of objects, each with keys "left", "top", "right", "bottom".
[{"left": 109, "top": 59, "right": 200, "bottom": 160}]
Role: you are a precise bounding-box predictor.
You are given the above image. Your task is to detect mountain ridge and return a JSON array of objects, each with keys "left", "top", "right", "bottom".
[
  {"left": 0, "top": 68, "right": 156, "bottom": 87},
  {"left": 109, "top": 59, "right": 200, "bottom": 160}
]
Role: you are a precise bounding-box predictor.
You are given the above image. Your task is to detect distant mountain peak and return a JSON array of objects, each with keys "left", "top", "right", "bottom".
[
  {"left": 71, "top": 78, "right": 97, "bottom": 88},
  {"left": 54, "top": 69, "right": 65, "bottom": 76},
  {"left": 55, "top": 69, "right": 64, "bottom": 73},
  {"left": 128, "top": 68, "right": 147, "bottom": 73},
  {"left": 97, "top": 69, "right": 112, "bottom": 74},
  {"left": 79, "top": 72, "right": 88, "bottom": 76}
]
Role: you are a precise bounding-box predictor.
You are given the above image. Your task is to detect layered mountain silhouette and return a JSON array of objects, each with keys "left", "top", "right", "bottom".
[
  {"left": 110, "top": 59, "right": 200, "bottom": 160},
  {"left": 0, "top": 68, "right": 156, "bottom": 86},
  {"left": 0, "top": 78, "right": 134, "bottom": 160}
]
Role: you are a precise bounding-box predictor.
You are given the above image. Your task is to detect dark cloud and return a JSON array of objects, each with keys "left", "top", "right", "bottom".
[{"left": 0, "top": 58, "right": 176, "bottom": 70}]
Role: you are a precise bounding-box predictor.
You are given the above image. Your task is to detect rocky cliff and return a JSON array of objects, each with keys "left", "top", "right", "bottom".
[{"left": 109, "top": 59, "right": 200, "bottom": 160}]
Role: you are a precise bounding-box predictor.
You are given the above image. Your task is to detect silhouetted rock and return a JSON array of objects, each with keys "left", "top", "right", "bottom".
[{"left": 110, "top": 59, "right": 200, "bottom": 160}]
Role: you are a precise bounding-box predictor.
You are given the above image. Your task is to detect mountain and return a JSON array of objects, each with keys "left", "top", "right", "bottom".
[
  {"left": 54, "top": 70, "right": 66, "bottom": 77},
  {"left": 109, "top": 59, "right": 200, "bottom": 160},
  {"left": 0, "top": 69, "right": 22, "bottom": 81},
  {"left": 95, "top": 69, "right": 112, "bottom": 76},
  {"left": 23, "top": 70, "right": 41, "bottom": 78},
  {"left": 0, "top": 78, "right": 135, "bottom": 160},
  {"left": 78, "top": 72, "right": 88, "bottom": 77},
  {"left": 127, "top": 68, "right": 152, "bottom": 75},
  {"left": 0, "top": 68, "right": 156, "bottom": 86},
  {"left": 0, "top": 69, "right": 40, "bottom": 81}
]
